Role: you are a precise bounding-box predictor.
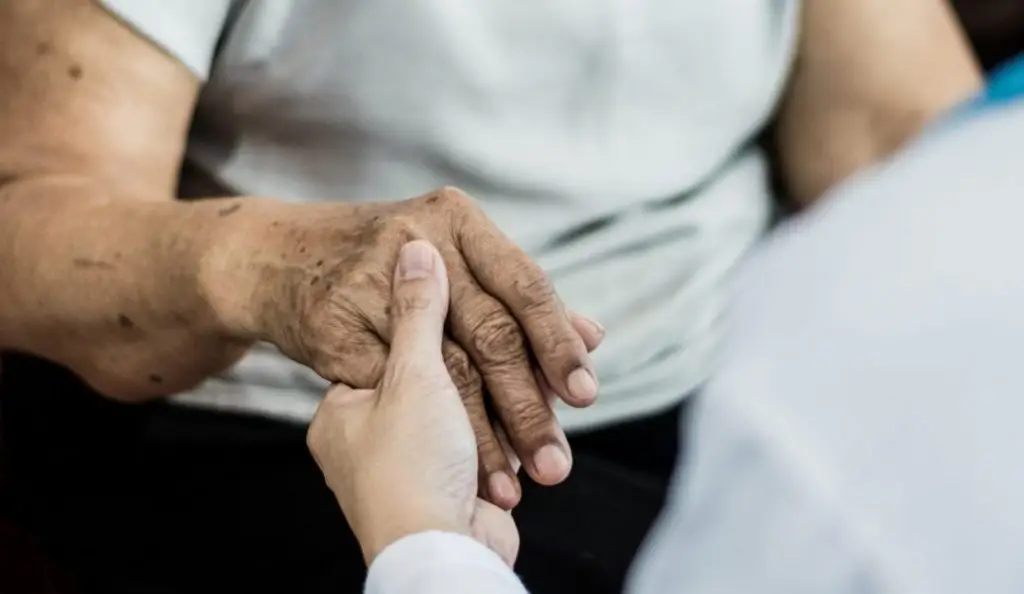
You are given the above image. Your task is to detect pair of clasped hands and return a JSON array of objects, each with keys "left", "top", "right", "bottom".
[{"left": 306, "top": 238, "right": 603, "bottom": 567}]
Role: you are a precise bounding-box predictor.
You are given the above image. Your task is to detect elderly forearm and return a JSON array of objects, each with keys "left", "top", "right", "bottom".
[{"left": 0, "top": 174, "right": 264, "bottom": 400}]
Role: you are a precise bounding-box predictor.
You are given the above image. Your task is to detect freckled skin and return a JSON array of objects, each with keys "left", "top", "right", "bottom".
[
  {"left": 0, "top": 0, "right": 595, "bottom": 504},
  {"left": 0, "top": 0, "right": 980, "bottom": 508}
]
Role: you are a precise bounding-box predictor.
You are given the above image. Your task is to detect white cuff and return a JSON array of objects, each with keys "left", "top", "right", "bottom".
[{"left": 365, "top": 531, "right": 527, "bottom": 594}]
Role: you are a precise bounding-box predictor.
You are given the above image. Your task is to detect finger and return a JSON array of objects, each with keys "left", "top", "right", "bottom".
[
  {"left": 443, "top": 339, "right": 521, "bottom": 510},
  {"left": 493, "top": 423, "right": 521, "bottom": 475},
  {"left": 446, "top": 256, "right": 572, "bottom": 486},
  {"left": 471, "top": 498, "right": 521, "bottom": 568},
  {"left": 534, "top": 366, "right": 559, "bottom": 407},
  {"left": 569, "top": 310, "right": 605, "bottom": 353},
  {"left": 452, "top": 200, "right": 597, "bottom": 407},
  {"left": 385, "top": 240, "right": 450, "bottom": 373},
  {"left": 533, "top": 367, "right": 573, "bottom": 471}
]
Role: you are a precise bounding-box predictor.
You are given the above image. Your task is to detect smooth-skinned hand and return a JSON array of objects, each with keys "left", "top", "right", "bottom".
[
  {"left": 219, "top": 187, "right": 603, "bottom": 508},
  {"left": 307, "top": 240, "right": 520, "bottom": 566}
]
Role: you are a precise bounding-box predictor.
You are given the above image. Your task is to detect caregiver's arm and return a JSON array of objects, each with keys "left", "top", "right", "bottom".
[
  {"left": 365, "top": 533, "right": 528, "bottom": 594},
  {"left": 774, "top": 0, "right": 983, "bottom": 206}
]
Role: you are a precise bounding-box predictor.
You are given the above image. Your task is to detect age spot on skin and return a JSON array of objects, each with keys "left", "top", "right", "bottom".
[
  {"left": 217, "top": 203, "right": 242, "bottom": 217},
  {"left": 148, "top": 374, "right": 163, "bottom": 384},
  {"left": 68, "top": 64, "right": 83, "bottom": 80},
  {"left": 72, "top": 258, "right": 115, "bottom": 270},
  {"left": 35, "top": 42, "right": 51, "bottom": 56},
  {"left": 117, "top": 314, "right": 135, "bottom": 329}
]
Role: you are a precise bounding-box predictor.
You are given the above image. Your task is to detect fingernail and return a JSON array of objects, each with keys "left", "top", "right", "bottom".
[
  {"left": 567, "top": 367, "right": 598, "bottom": 402},
  {"left": 534, "top": 445, "right": 570, "bottom": 481},
  {"left": 488, "top": 473, "right": 518, "bottom": 505},
  {"left": 398, "top": 241, "right": 435, "bottom": 279},
  {"left": 586, "top": 317, "right": 605, "bottom": 339}
]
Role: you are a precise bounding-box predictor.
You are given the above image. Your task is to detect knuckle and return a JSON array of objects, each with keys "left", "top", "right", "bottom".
[
  {"left": 466, "top": 413, "right": 500, "bottom": 449},
  {"left": 513, "top": 273, "right": 559, "bottom": 314},
  {"left": 363, "top": 212, "right": 421, "bottom": 247},
  {"left": 475, "top": 438, "right": 510, "bottom": 477},
  {"left": 466, "top": 310, "right": 526, "bottom": 368},
  {"left": 347, "top": 265, "right": 393, "bottom": 297},
  {"left": 501, "top": 398, "right": 554, "bottom": 441},
  {"left": 373, "top": 210, "right": 417, "bottom": 233},
  {"left": 436, "top": 186, "right": 473, "bottom": 208},
  {"left": 474, "top": 426, "right": 503, "bottom": 453},
  {"left": 393, "top": 292, "right": 434, "bottom": 317},
  {"left": 387, "top": 213, "right": 421, "bottom": 236},
  {"left": 443, "top": 344, "right": 483, "bottom": 396}
]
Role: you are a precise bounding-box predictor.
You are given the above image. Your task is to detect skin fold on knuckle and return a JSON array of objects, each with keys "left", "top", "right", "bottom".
[
  {"left": 433, "top": 186, "right": 473, "bottom": 210},
  {"left": 443, "top": 343, "right": 482, "bottom": 396},
  {"left": 346, "top": 266, "right": 393, "bottom": 305},
  {"left": 463, "top": 309, "right": 526, "bottom": 370},
  {"left": 393, "top": 292, "right": 435, "bottom": 318},
  {"left": 510, "top": 269, "right": 559, "bottom": 314},
  {"left": 510, "top": 278, "right": 585, "bottom": 360},
  {"left": 497, "top": 397, "right": 554, "bottom": 447}
]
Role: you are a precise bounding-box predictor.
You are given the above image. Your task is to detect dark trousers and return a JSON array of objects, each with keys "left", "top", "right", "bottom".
[{"left": 0, "top": 354, "right": 687, "bottom": 594}]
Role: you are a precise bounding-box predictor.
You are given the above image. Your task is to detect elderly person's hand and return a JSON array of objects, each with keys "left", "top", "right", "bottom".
[
  {"left": 214, "top": 188, "right": 603, "bottom": 509},
  {"left": 307, "top": 240, "right": 519, "bottom": 566}
]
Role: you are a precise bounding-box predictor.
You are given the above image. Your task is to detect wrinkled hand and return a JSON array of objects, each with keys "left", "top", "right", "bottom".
[
  {"left": 231, "top": 187, "right": 603, "bottom": 508},
  {"left": 308, "top": 240, "right": 519, "bottom": 566}
]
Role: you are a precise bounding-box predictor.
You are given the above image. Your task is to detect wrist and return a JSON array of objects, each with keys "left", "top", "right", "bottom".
[
  {"left": 356, "top": 514, "right": 468, "bottom": 565},
  {"left": 352, "top": 504, "right": 470, "bottom": 566},
  {"left": 195, "top": 197, "right": 295, "bottom": 340}
]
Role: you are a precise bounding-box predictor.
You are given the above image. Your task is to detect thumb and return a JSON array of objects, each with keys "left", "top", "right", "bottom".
[{"left": 386, "top": 240, "right": 450, "bottom": 371}]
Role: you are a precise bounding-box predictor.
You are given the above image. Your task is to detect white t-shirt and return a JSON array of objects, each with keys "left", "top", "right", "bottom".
[
  {"left": 102, "top": 0, "right": 799, "bottom": 430},
  {"left": 361, "top": 96, "right": 1024, "bottom": 594}
]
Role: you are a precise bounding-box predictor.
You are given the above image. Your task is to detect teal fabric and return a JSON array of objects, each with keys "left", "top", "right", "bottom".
[
  {"left": 927, "top": 53, "right": 1024, "bottom": 135},
  {"left": 973, "top": 53, "right": 1024, "bottom": 110}
]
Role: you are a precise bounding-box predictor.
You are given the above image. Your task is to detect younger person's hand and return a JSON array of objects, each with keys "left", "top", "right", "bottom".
[
  {"left": 220, "top": 189, "right": 604, "bottom": 508},
  {"left": 306, "top": 239, "right": 519, "bottom": 566}
]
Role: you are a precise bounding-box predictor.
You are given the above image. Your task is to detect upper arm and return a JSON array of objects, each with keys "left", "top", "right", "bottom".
[
  {"left": 774, "top": 0, "right": 983, "bottom": 206},
  {"left": 0, "top": 0, "right": 203, "bottom": 199}
]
